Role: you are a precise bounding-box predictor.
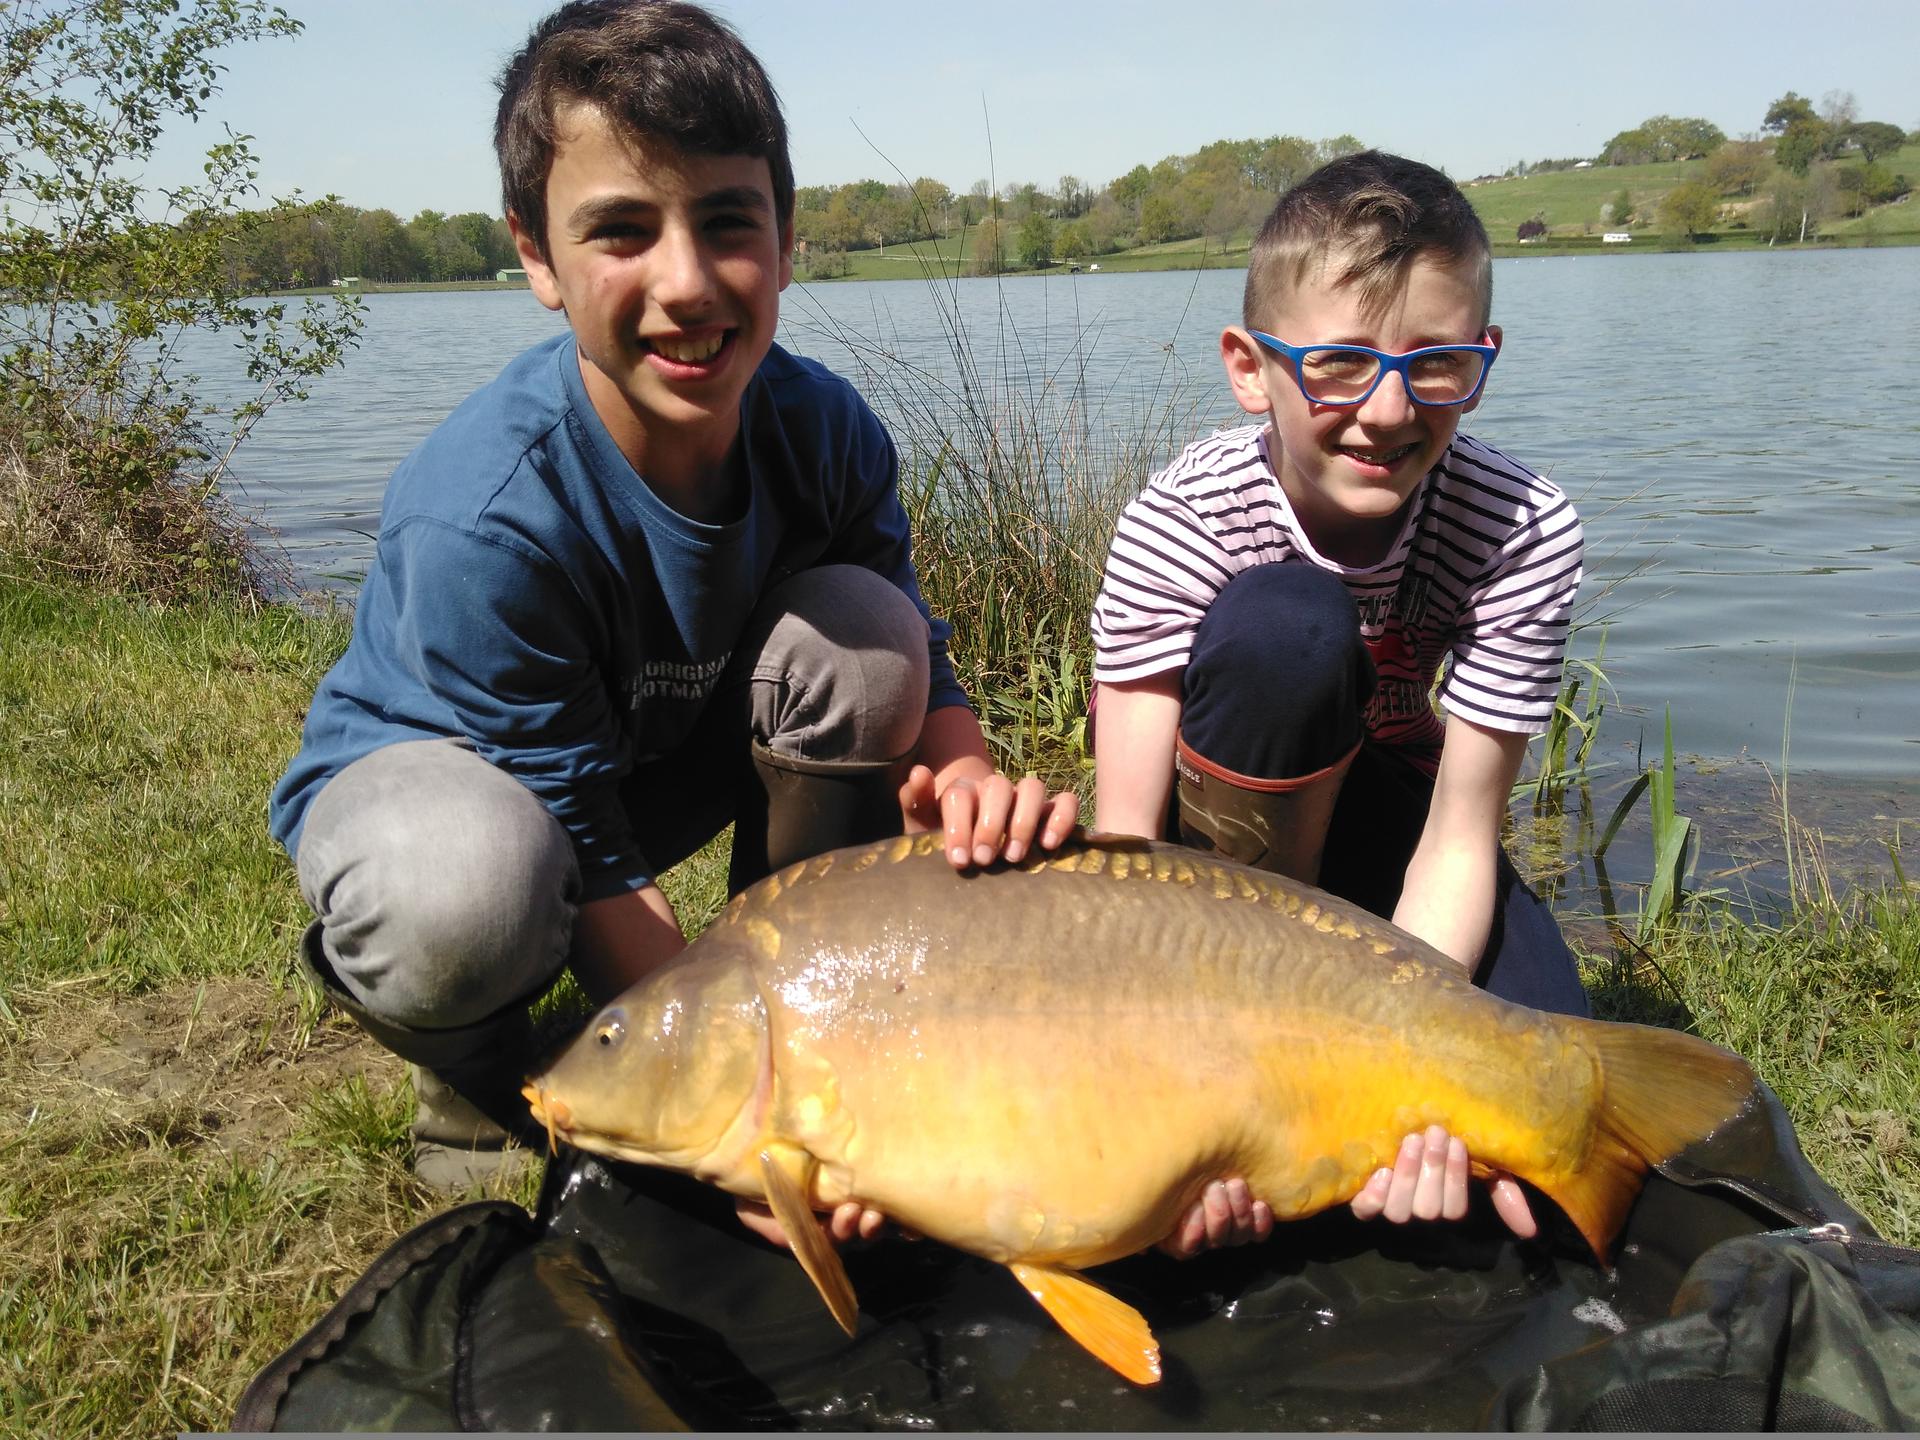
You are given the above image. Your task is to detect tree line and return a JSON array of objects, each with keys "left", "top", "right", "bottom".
[
  {"left": 1509, "top": 90, "right": 1913, "bottom": 246},
  {"left": 220, "top": 89, "right": 1917, "bottom": 290}
]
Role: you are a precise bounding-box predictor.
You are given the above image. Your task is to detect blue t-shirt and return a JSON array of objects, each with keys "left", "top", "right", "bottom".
[{"left": 270, "top": 334, "right": 964, "bottom": 900}]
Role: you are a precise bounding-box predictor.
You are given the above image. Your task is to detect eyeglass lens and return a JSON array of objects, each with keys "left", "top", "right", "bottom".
[{"left": 1299, "top": 348, "right": 1485, "bottom": 404}]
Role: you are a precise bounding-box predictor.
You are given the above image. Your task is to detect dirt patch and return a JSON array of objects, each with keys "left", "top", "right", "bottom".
[{"left": 11, "top": 975, "right": 398, "bottom": 1157}]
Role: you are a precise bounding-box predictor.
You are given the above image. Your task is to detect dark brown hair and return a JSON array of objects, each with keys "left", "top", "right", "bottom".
[
  {"left": 1243, "top": 150, "right": 1491, "bottom": 330},
  {"left": 494, "top": 0, "right": 793, "bottom": 260}
]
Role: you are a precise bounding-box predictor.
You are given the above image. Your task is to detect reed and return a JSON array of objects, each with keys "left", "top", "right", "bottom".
[{"left": 784, "top": 273, "right": 1213, "bottom": 790}]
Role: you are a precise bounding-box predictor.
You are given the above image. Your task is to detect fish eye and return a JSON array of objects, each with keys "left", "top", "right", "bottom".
[{"left": 594, "top": 1008, "right": 627, "bottom": 1048}]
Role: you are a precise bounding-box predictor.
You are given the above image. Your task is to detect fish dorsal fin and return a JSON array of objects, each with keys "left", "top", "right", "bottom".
[
  {"left": 1009, "top": 1261, "right": 1162, "bottom": 1385},
  {"left": 759, "top": 1146, "right": 859, "bottom": 1335}
]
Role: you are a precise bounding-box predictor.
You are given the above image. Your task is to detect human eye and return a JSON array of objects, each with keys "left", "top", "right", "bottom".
[
  {"left": 587, "top": 218, "right": 651, "bottom": 247},
  {"left": 705, "top": 209, "right": 767, "bottom": 242},
  {"left": 1304, "top": 348, "right": 1373, "bottom": 379},
  {"left": 1410, "top": 349, "right": 1472, "bottom": 381}
]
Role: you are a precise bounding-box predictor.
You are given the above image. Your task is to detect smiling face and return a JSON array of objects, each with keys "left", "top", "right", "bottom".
[
  {"left": 511, "top": 103, "right": 792, "bottom": 504},
  {"left": 1222, "top": 248, "right": 1499, "bottom": 566}
]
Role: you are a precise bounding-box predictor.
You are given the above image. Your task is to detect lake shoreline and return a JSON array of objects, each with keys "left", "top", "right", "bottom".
[{"left": 267, "top": 229, "right": 1920, "bottom": 297}]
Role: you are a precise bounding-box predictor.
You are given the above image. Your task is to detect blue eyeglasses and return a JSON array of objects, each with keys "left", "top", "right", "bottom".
[{"left": 1247, "top": 330, "right": 1497, "bottom": 408}]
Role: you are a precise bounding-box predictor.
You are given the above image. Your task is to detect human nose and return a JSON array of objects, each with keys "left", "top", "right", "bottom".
[
  {"left": 1354, "top": 361, "right": 1416, "bottom": 427},
  {"left": 649, "top": 222, "right": 716, "bottom": 311}
]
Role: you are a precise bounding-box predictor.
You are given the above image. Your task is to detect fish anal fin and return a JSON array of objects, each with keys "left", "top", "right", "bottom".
[
  {"left": 1009, "top": 1261, "right": 1161, "bottom": 1386},
  {"left": 1541, "top": 1023, "right": 1759, "bottom": 1262},
  {"left": 759, "top": 1147, "right": 859, "bottom": 1335}
]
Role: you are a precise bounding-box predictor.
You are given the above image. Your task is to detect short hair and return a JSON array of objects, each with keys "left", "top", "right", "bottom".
[
  {"left": 495, "top": 0, "right": 794, "bottom": 261},
  {"left": 1242, "top": 151, "right": 1492, "bottom": 330}
]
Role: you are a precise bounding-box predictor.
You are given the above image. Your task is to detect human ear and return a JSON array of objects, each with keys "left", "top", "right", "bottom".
[
  {"left": 508, "top": 211, "right": 565, "bottom": 313},
  {"left": 1220, "top": 327, "right": 1274, "bottom": 416},
  {"left": 777, "top": 213, "right": 795, "bottom": 292}
]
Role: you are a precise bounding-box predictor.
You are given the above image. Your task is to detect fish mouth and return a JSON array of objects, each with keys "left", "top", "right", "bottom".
[
  {"left": 520, "top": 1082, "right": 668, "bottom": 1167},
  {"left": 523, "top": 1082, "right": 567, "bottom": 1156}
]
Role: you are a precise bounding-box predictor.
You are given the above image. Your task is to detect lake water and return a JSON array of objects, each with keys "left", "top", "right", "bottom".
[{"left": 227, "top": 250, "right": 1919, "bottom": 824}]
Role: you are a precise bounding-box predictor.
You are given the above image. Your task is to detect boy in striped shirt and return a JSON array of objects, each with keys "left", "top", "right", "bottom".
[{"left": 1093, "top": 152, "right": 1586, "bottom": 1253}]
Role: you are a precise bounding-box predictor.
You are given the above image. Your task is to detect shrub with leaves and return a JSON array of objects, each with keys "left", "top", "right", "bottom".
[{"left": 0, "top": 0, "right": 362, "bottom": 600}]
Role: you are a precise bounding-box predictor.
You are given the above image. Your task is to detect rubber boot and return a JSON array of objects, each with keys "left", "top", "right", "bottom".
[
  {"left": 1174, "top": 733, "right": 1359, "bottom": 886},
  {"left": 728, "top": 740, "right": 912, "bottom": 895},
  {"left": 298, "top": 922, "right": 555, "bottom": 1190}
]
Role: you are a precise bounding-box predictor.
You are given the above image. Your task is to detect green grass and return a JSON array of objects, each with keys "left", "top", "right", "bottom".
[
  {"left": 1589, "top": 887, "right": 1920, "bottom": 1242},
  {"left": 0, "top": 578, "right": 342, "bottom": 991}
]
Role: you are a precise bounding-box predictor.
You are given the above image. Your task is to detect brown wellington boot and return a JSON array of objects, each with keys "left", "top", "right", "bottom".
[
  {"left": 297, "top": 922, "right": 557, "bottom": 1192},
  {"left": 1174, "top": 733, "right": 1359, "bottom": 886},
  {"left": 727, "top": 739, "right": 913, "bottom": 894}
]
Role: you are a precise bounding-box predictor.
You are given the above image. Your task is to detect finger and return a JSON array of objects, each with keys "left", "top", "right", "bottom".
[
  {"left": 1382, "top": 1132, "right": 1423, "bottom": 1224},
  {"left": 1201, "top": 1179, "right": 1233, "bottom": 1246},
  {"left": 898, "top": 764, "right": 937, "bottom": 834},
  {"left": 1249, "top": 1199, "right": 1274, "bottom": 1241},
  {"left": 735, "top": 1199, "right": 787, "bottom": 1247},
  {"left": 827, "top": 1202, "right": 864, "bottom": 1243},
  {"left": 856, "top": 1207, "right": 887, "bottom": 1242},
  {"left": 1040, "top": 789, "right": 1080, "bottom": 849},
  {"left": 1158, "top": 1201, "right": 1207, "bottom": 1259},
  {"left": 1223, "top": 1178, "right": 1256, "bottom": 1243},
  {"left": 1490, "top": 1176, "right": 1539, "bottom": 1239},
  {"left": 1442, "top": 1136, "right": 1470, "bottom": 1221},
  {"left": 1410, "top": 1125, "right": 1449, "bottom": 1220},
  {"left": 970, "top": 774, "right": 1015, "bottom": 866},
  {"left": 1349, "top": 1166, "right": 1392, "bottom": 1221},
  {"left": 1003, "top": 774, "right": 1048, "bottom": 862},
  {"left": 940, "top": 781, "right": 978, "bottom": 866}
]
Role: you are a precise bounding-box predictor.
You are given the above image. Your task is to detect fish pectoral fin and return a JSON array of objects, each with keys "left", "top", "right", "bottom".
[
  {"left": 759, "top": 1146, "right": 859, "bottom": 1336},
  {"left": 1008, "top": 1261, "right": 1161, "bottom": 1386}
]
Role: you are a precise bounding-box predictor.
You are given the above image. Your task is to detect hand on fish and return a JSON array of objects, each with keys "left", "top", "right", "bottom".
[
  {"left": 1159, "top": 1126, "right": 1538, "bottom": 1259},
  {"left": 734, "top": 1196, "right": 911, "bottom": 1248},
  {"left": 1346, "top": 1125, "right": 1540, "bottom": 1237},
  {"left": 898, "top": 764, "right": 1079, "bottom": 868}
]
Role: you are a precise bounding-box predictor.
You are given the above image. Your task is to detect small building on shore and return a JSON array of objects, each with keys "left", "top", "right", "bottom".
[{"left": 496, "top": 267, "right": 529, "bottom": 283}]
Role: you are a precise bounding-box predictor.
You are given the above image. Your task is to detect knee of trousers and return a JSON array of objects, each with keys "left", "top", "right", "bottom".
[
  {"left": 741, "top": 564, "right": 930, "bottom": 763},
  {"left": 295, "top": 739, "right": 578, "bottom": 1030},
  {"left": 1182, "top": 563, "right": 1377, "bottom": 778}
]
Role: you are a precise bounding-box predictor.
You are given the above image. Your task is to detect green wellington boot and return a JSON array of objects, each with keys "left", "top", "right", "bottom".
[
  {"left": 297, "top": 923, "right": 555, "bottom": 1191},
  {"left": 727, "top": 739, "right": 912, "bottom": 894},
  {"left": 1174, "top": 734, "right": 1358, "bottom": 886}
]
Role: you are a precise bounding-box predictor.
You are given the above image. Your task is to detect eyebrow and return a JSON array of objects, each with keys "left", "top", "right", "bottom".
[{"left": 566, "top": 186, "right": 772, "bottom": 232}]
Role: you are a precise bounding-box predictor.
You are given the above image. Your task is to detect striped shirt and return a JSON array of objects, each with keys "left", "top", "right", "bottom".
[{"left": 1092, "top": 424, "right": 1582, "bottom": 760}]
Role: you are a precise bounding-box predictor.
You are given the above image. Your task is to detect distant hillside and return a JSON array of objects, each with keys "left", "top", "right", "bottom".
[{"left": 1470, "top": 143, "right": 1920, "bottom": 250}]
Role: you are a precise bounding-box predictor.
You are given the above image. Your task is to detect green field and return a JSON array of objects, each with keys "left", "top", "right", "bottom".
[{"left": 785, "top": 143, "right": 1920, "bottom": 286}]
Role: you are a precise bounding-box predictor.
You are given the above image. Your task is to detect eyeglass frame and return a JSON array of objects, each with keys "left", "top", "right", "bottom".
[{"left": 1245, "top": 329, "right": 1499, "bottom": 408}]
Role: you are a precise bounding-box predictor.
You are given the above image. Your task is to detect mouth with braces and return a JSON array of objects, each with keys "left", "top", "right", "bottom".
[{"left": 1339, "top": 442, "right": 1419, "bottom": 467}]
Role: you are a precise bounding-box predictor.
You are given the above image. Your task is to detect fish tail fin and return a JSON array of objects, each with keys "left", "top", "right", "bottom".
[
  {"left": 1009, "top": 1262, "right": 1162, "bottom": 1386},
  {"left": 1542, "top": 1023, "right": 1758, "bottom": 1262}
]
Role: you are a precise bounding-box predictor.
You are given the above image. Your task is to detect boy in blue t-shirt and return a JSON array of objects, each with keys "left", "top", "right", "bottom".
[{"left": 269, "top": 0, "right": 1075, "bottom": 1211}]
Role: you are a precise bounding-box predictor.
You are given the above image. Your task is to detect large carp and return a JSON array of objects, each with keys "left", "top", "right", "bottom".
[{"left": 524, "top": 833, "right": 1756, "bottom": 1385}]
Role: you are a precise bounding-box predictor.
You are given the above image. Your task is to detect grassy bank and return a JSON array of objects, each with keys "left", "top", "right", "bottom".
[{"left": 0, "top": 564, "right": 1915, "bottom": 1437}]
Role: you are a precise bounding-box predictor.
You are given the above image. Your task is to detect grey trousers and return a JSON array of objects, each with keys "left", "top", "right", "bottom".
[{"left": 295, "top": 565, "right": 929, "bottom": 1031}]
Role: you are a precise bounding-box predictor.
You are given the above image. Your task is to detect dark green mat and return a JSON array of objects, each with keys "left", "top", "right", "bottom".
[{"left": 234, "top": 1082, "right": 1920, "bottom": 1431}]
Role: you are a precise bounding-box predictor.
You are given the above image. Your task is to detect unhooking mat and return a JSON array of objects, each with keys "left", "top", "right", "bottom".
[{"left": 233, "top": 1081, "right": 1920, "bottom": 1432}]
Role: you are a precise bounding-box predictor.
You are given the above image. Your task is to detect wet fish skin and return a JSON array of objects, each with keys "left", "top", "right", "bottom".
[{"left": 526, "top": 832, "right": 1756, "bottom": 1384}]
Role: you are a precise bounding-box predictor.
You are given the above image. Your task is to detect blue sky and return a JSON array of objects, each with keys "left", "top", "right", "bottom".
[{"left": 146, "top": 0, "right": 1919, "bottom": 218}]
